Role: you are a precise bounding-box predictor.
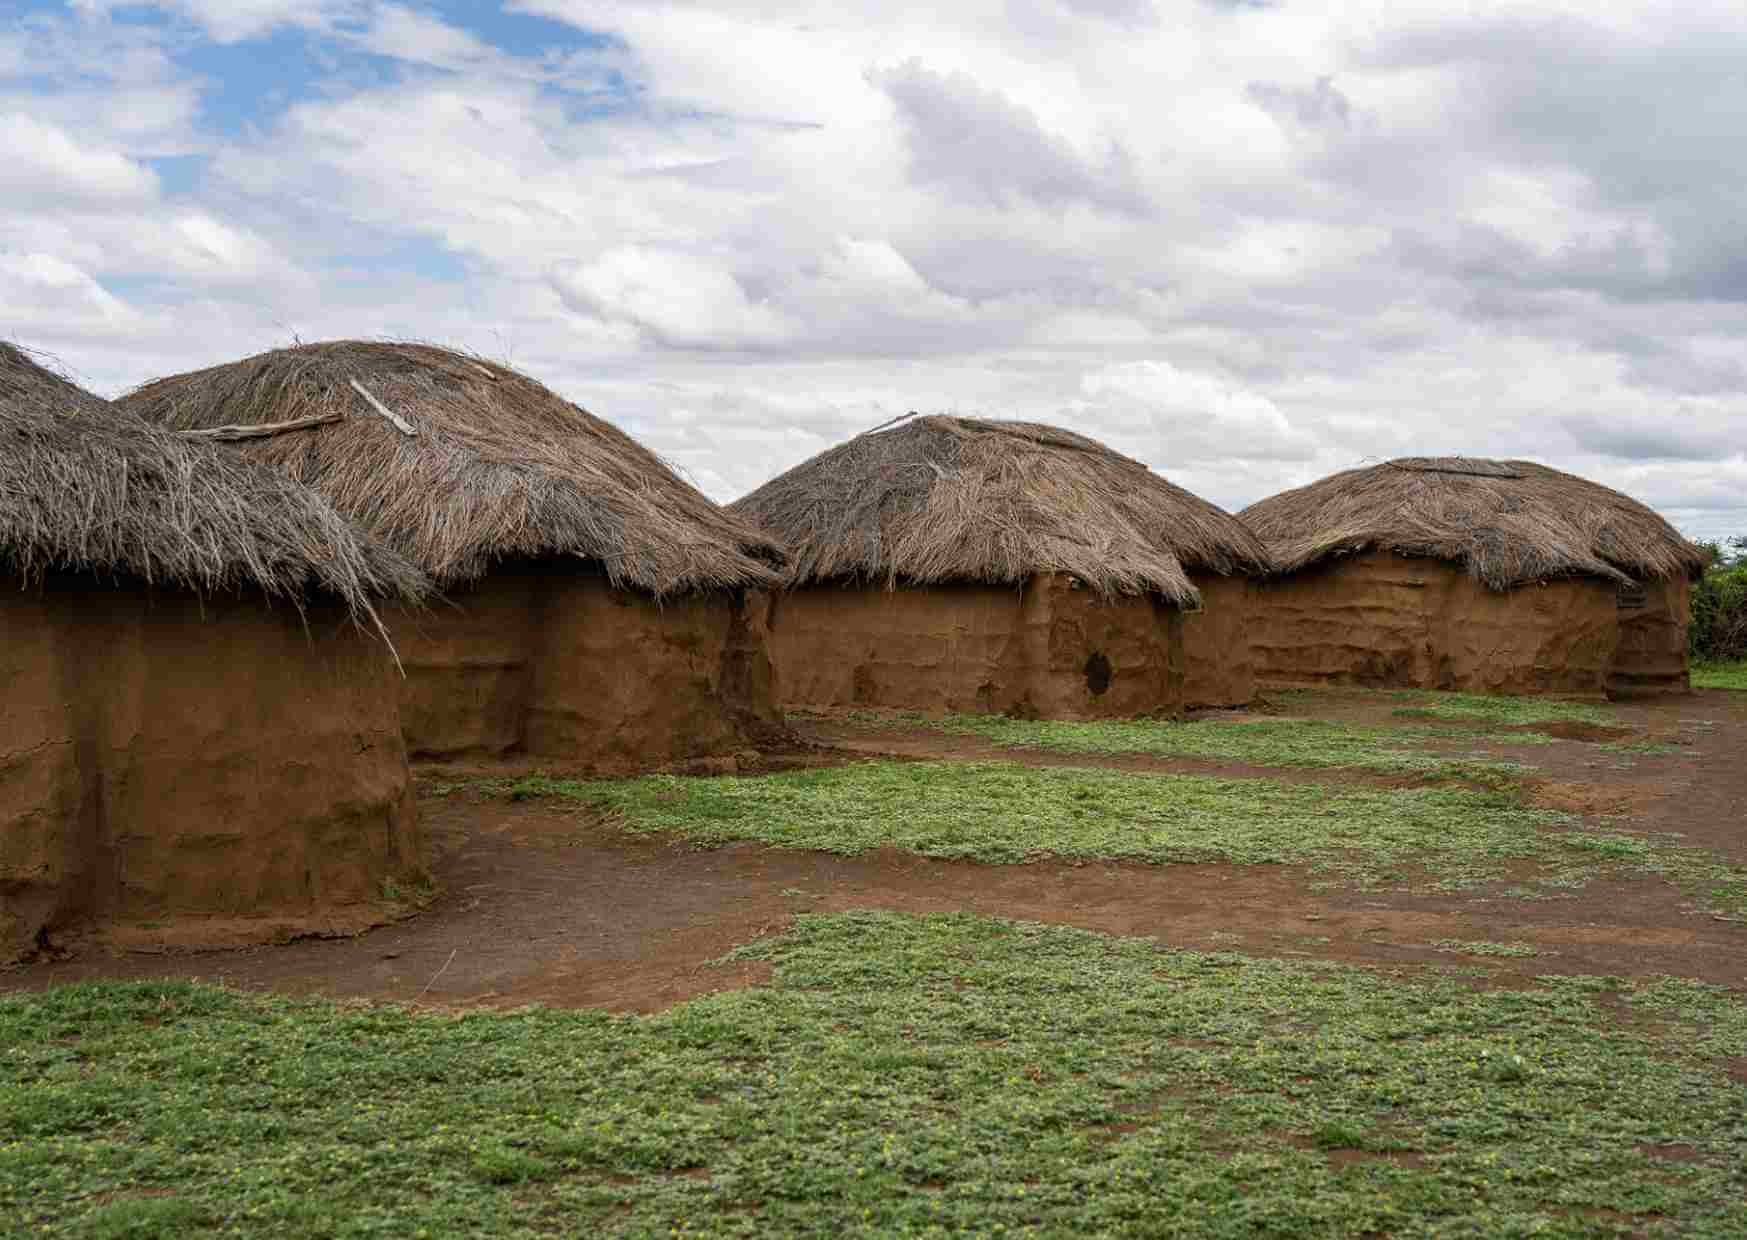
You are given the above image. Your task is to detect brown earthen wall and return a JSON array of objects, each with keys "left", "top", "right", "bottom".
[
  {"left": 390, "top": 567, "right": 542, "bottom": 759},
  {"left": 524, "top": 572, "right": 783, "bottom": 768},
  {"left": 1251, "top": 552, "right": 1443, "bottom": 688},
  {"left": 2, "top": 577, "right": 418, "bottom": 963},
  {"left": 1434, "top": 570, "right": 1615, "bottom": 696},
  {"left": 764, "top": 574, "right": 1183, "bottom": 718},
  {"left": 1182, "top": 573, "right": 1257, "bottom": 708},
  {"left": 1609, "top": 577, "right": 1692, "bottom": 696},
  {"left": 0, "top": 592, "right": 88, "bottom": 962},
  {"left": 1252, "top": 549, "right": 1618, "bottom": 696},
  {"left": 391, "top": 562, "right": 782, "bottom": 769}
]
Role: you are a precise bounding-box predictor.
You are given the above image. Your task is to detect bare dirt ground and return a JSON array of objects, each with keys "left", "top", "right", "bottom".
[{"left": 6, "top": 688, "right": 1744, "bottom": 1013}]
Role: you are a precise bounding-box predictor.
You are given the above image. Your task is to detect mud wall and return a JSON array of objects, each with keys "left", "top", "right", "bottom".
[
  {"left": 764, "top": 574, "right": 1183, "bottom": 718},
  {"left": 1251, "top": 550, "right": 1618, "bottom": 696},
  {"left": 523, "top": 572, "right": 783, "bottom": 767},
  {"left": 1182, "top": 573, "right": 1257, "bottom": 708},
  {"left": 0, "top": 591, "right": 86, "bottom": 963},
  {"left": 1609, "top": 576, "right": 1692, "bottom": 696},
  {"left": 390, "top": 562, "right": 782, "bottom": 769},
  {"left": 2, "top": 576, "right": 418, "bottom": 963},
  {"left": 391, "top": 566, "right": 542, "bottom": 759}
]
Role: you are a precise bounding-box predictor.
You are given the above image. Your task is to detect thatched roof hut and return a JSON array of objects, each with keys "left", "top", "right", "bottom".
[
  {"left": 732, "top": 414, "right": 1269, "bottom": 604},
  {"left": 729, "top": 415, "right": 1270, "bottom": 716},
  {"left": 1240, "top": 456, "right": 1707, "bottom": 590},
  {"left": 1, "top": 342, "right": 425, "bottom": 621},
  {"left": 1239, "top": 457, "right": 1707, "bottom": 697},
  {"left": 1, "top": 343, "right": 422, "bottom": 964},
  {"left": 120, "top": 340, "right": 782, "bottom": 595},
  {"left": 119, "top": 341, "right": 789, "bottom": 766}
]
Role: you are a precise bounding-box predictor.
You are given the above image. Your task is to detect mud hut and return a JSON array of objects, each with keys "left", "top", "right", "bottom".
[
  {"left": 728, "top": 416, "right": 1272, "bottom": 716},
  {"left": 121, "top": 342, "right": 788, "bottom": 767},
  {"left": 1240, "top": 457, "right": 1708, "bottom": 697},
  {"left": 1, "top": 343, "right": 428, "bottom": 963}
]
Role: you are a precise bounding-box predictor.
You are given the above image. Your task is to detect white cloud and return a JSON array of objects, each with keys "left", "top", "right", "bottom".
[
  {"left": 69, "top": 0, "right": 356, "bottom": 43},
  {"left": 0, "top": 113, "right": 159, "bottom": 205},
  {"left": 872, "top": 59, "right": 1149, "bottom": 214},
  {"left": 1074, "top": 360, "right": 1319, "bottom": 462},
  {"left": 551, "top": 246, "right": 796, "bottom": 350},
  {"left": 357, "top": 4, "right": 500, "bottom": 66},
  {"left": 11, "top": 0, "right": 1747, "bottom": 542},
  {"left": 0, "top": 252, "right": 138, "bottom": 333}
]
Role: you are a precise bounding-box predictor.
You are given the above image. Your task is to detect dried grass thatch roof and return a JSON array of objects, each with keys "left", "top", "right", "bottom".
[
  {"left": 120, "top": 341, "right": 783, "bottom": 595},
  {"left": 1240, "top": 456, "right": 1708, "bottom": 590},
  {"left": 0, "top": 342, "right": 427, "bottom": 623},
  {"left": 728, "top": 415, "right": 1272, "bottom": 605}
]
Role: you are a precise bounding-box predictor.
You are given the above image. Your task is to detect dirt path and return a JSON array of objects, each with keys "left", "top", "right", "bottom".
[
  {"left": 7, "top": 688, "right": 1743, "bottom": 1014},
  {"left": 10, "top": 785, "right": 1746, "bottom": 1013}
]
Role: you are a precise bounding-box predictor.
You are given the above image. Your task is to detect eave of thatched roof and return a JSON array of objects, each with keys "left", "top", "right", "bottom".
[
  {"left": 727, "top": 414, "right": 1272, "bottom": 605},
  {"left": 1240, "top": 456, "right": 1709, "bottom": 590},
  {"left": 0, "top": 342, "right": 427, "bottom": 623},
  {"left": 119, "top": 341, "right": 784, "bottom": 596}
]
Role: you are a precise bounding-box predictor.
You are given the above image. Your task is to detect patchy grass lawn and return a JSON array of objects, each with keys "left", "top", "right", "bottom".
[
  {"left": 499, "top": 762, "right": 1747, "bottom": 914},
  {"left": 1382, "top": 689, "right": 1617, "bottom": 726},
  {"left": 1693, "top": 660, "right": 1747, "bottom": 691},
  {"left": 907, "top": 713, "right": 1542, "bottom": 774},
  {"left": 5, "top": 912, "right": 1745, "bottom": 1237}
]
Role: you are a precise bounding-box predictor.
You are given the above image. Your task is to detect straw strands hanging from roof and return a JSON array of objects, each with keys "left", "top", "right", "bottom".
[
  {"left": 120, "top": 341, "right": 785, "bottom": 596},
  {"left": 1240, "top": 456, "right": 1708, "bottom": 590},
  {"left": 730, "top": 414, "right": 1272, "bottom": 606},
  {"left": 0, "top": 342, "right": 426, "bottom": 625}
]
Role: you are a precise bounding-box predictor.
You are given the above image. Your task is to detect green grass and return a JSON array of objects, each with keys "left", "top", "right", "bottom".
[
  {"left": 1383, "top": 690, "right": 1615, "bottom": 726},
  {"left": 1601, "top": 740, "right": 1687, "bottom": 756},
  {"left": 917, "top": 713, "right": 1539, "bottom": 775},
  {"left": 6, "top": 912, "right": 1746, "bottom": 1237},
  {"left": 1430, "top": 939, "right": 1548, "bottom": 959},
  {"left": 1693, "top": 660, "right": 1747, "bottom": 690},
  {"left": 498, "top": 762, "right": 1747, "bottom": 914}
]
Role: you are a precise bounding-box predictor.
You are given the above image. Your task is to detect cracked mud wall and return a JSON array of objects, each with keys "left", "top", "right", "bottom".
[
  {"left": 1182, "top": 573, "right": 1257, "bottom": 708},
  {"left": 1250, "top": 550, "right": 1618, "bottom": 697},
  {"left": 763, "top": 573, "right": 1184, "bottom": 718},
  {"left": 2, "top": 577, "right": 418, "bottom": 963},
  {"left": 1609, "top": 576, "right": 1691, "bottom": 696},
  {"left": 0, "top": 590, "right": 86, "bottom": 962},
  {"left": 390, "top": 562, "right": 783, "bottom": 769}
]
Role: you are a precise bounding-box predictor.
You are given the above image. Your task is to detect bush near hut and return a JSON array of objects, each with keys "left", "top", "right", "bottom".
[{"left": 1691, "top": 537, "right": 1747, "bottom": 664}]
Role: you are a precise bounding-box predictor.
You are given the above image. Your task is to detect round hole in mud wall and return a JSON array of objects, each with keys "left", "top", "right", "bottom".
[{"left": 1084, "top": 651, "right": 1112, "bottom": 696}]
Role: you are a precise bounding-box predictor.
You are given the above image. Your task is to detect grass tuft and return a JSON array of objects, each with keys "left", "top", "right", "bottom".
[
  {"left": 1693, "top": 659, "right": 1747, "bottom": 690},
  {"left": 1431, "top": 939, "right": 1547, "bottom": 959}
]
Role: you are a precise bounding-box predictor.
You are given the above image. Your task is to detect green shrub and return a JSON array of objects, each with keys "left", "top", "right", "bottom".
[{"left": 1691, "top": 540, "right": 1747, "bottom": 662}]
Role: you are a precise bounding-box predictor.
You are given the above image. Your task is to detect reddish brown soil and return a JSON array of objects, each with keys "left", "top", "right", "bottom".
[{"left": 7, "top": 689, "right": 1744, "bottom": 1013}]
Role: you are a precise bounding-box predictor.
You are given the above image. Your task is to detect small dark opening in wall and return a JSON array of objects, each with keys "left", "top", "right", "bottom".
[
  {"left": 1084, "top": 651, "right": 1112, "bottom": 696},
  {"left": 1617, "top": 586, "right": 1648, "bottom": 611}
]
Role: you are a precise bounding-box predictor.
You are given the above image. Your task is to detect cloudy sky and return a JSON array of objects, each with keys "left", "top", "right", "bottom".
[{"left": 6, "top": 1, "right": 1745, "bottom": 537}]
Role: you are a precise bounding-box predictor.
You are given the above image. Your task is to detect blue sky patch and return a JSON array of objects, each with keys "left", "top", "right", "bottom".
[
  {"left": 176, "top": 26, "right": 402, "bottom": 138},
  {"left": 330, "top": 237, "right": 471, "bottom": 284},
  {"left": 18, "top": 2, "right": 623, "bottom": 140},
  {"left": 422, "top": 1, "right": 614, "bottom": 61},
  {"left": 139, "top": 154, "right": 209, "bottom": 195}
]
